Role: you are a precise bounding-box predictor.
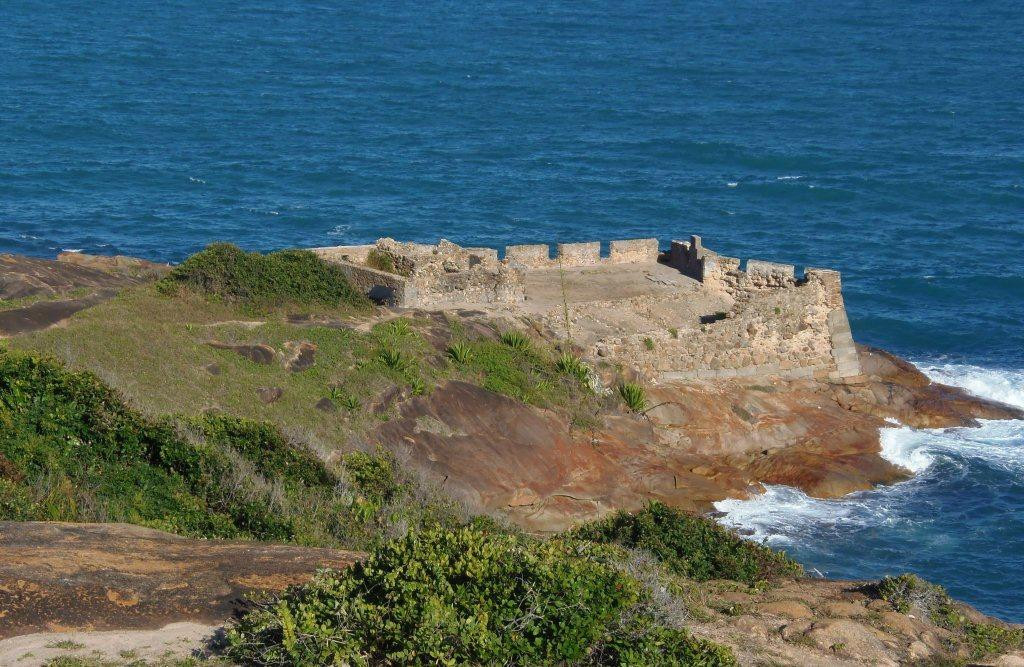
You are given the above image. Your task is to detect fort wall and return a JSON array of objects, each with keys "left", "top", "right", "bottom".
[{"left": 313, "top": 234, "right": 862, "bottom": 382}]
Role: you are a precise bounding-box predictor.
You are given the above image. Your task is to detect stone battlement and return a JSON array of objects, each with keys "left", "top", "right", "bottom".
[
  {"left": 311, "top": 235, "right": 861, "bottom": 382},
  {"left": 504, "top": 238, "right": 660, "bottom": 268}
]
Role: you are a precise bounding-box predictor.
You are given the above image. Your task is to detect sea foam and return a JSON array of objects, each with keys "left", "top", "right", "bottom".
[{"left": 715, "top": 360, "right": 1024, "bottom": 544}]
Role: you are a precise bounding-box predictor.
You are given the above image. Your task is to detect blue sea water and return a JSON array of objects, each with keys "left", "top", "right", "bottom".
[{"left": 2, "top": 0, "right": 1023, "bottom": 619}]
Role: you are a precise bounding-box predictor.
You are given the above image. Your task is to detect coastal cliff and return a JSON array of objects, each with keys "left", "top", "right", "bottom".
[{"left": 1, "top": 246, "right": 1021, "bottom": 665}]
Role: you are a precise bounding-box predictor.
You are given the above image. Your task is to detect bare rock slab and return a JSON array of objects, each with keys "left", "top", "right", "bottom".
[
  {"left": 207, "top": 341, "right": 276, "bottom": 365},
  {"left": 0, "top": 521, "right": 362, "bottom": 639}
]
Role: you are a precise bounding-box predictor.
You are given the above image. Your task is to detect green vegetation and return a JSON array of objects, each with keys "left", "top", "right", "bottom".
[
  {"left": 573, "top": 502, "right": 802, "bottom": 584},
  {"left": 0, "top": 351, "right": 460, "bottom": 549},
  {"left": 226, "top": 526, "right": 737, "bottom": 666},
  {"left": 454, "top": 335, "right": 596, "bottom": 414},
  {"left": 499, "top": 328, "right": 533, "bottom": 352},
  {"left": 617, "top": 381, "right": 649, "bottom": 413},
  {"left": 445, "top": 340, "right": 473, "bottom": 364},
  {"left": 0, "top": 287, "right": 92, "bottom": 312},
  {"left": 555, "top": 352, "right": 590, "bottom": 385},
  {"left": 643, "top": 337, "right": 655, "bottom": 351},
  {"left": 668, "top": 327, "right": 679, "bottom": 339},
  {"left": 158, "top": 243, "right": 371, "bottom": 312},
  {"left": 364, "top": 247, "right": 396, "bottom": 274},
  {"left": 875, "top": 574, "right": 1024, "bottom": 660},
  {"left": 45, "top": 640, "right": 85, "bottom": 650}
]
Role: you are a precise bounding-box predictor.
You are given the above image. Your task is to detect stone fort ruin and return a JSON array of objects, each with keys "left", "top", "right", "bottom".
[{"left": 312, "top": 235, "right": 861, "bottom": 383}]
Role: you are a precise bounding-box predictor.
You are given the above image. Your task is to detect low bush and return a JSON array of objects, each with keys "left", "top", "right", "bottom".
[
  {"left": 589, "top": 614, "right": 738, "bottom": 666},
  {"left": 0, "top": 351, "right": 458, "bottom": 549},
  {"left": 365, "top": 248, "right": 397, "bottom": 274},
  {"left": 159, "top": 243, "right": 370, "bottom": 311},
  {"left": 573, "top": 502, "right": 802, "bottom": 584},
  {"left": 226, "top": 527, "right": 737, "bottom": 666},
  {"left": 875, "top": 573, "right": 1024, "bottom": 659}
]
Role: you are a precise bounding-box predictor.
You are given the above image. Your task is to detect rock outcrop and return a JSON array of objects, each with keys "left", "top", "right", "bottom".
[
  {"left": 0, "top": 522, "right": 362, "bottom": 639},
  {"left": 0, "top": 253, "right": 168, "bottom": 337},
  {"left": 374, "top": 344, "right": 1022, "bottom": 533}
]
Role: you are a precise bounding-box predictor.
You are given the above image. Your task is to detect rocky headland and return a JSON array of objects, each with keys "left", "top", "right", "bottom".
[{"left": 1, "top": 243, "right": 1022, "bottom": 665}]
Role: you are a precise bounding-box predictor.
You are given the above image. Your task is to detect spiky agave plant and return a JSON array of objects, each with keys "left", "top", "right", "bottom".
[
  {"left": 555, "top": 353, "right": 590, "bottom": 386},
  {"left": 446, "top": 341, "right": 473, "bottom": 364},
  {"left": 617, "top": 382, "right": 648, "bottom": 413},
  {"left": 376, "top": 347, "right": 410, "bottom": 373},
  {"left": 499, "top": 330, "right": 532, "bottom": 352}
]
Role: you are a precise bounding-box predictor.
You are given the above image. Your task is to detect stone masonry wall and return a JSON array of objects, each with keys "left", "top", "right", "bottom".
[
  {"left": 314, "top": 240, "right": 524, "bottom": 308},
  {"left": 315, "top": 235, "right": 861, "bottom": 382},
  {"left": 503, "top": 238, "right": 659, "bottom": 268},
  {"left": 645, "top": 236, "right": 862, "bottom": 381}
]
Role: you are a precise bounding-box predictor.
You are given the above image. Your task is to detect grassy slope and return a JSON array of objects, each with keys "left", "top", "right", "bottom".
[{"left": 6, "top": 284, "right": 601, "bottom": 452}]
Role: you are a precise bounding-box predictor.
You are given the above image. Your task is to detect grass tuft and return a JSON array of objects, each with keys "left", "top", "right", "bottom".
[
  {"left": 445, "top": 341, "right": 473, "bottom": 364},
  {"left": 617, "top": 382, "right": 648, "bottom": 413},
  {"left": 499, "top": 330, "right": 532, "bottom": 352}
]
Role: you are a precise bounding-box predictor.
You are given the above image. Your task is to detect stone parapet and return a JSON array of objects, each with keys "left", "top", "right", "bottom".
[
  {"left": 555, "top": 241, "right": 601, "bottom": 266},
  {"left": 504, "top": 244, "right": 550, "bottom": 268},
  {"left": 609, "top": 238, "right": 659, "bottom": 264}
]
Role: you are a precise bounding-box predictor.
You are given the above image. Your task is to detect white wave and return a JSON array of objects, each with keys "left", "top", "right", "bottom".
[
  {"left": 726, "top": 181, "right": 738, "bottom": 188},
  {"left": 917, "top": 362, "right": 1024, "bottom": 410},
  {"left": 328, "top": 224, "right": 351, "bottom": 237},
  {"left": 188, "top": 176, "right": 206, "bottom": 184},
  {"left": 714, "top": 484, "right": 902, "bottom": 546},
  {"left": 880, "top": 426, "right": 935, "bottom": 472},
  {"left": 61, "top": 248, "right": 83, "bottom": 253},
  {"left": 776, "top": 175, "right": 803, "bottom": 180},
  {"left": 716, "top": 361, "right": 1024, "bottom": 551}
]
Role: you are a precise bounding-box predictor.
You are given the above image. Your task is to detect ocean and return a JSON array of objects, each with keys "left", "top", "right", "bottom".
[{"left": 2, "top": 0, "right": 1022, "bottom": 620}]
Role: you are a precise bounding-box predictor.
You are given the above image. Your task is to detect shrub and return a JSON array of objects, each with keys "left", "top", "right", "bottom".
[
  {"left": 589, "top": 614, "right": 738, "bottom": 666},
  {"left": 225, "top": 528, "right": 638, "bottom": 666},
  {"left": 874, "top": 573, "right": 1024, "bottom": 659},
  {"left": 617, "top": 382, "right": 649, "bottom": 413},
  {"left": 573, "top": 502, "right": 802, "bottom": 584},
  {"left": 499, "top": 329, "right": 532, "bottom": 352},
  {"left": 668, "top": 327, "right": 679, "bottom": 339},
  {"left": 445, "top": 341, "right": 473, "bottom": 364},
  {"left": 159, "top": 243, "right": 370, "bottom": 311},
  {"left": 365, "top": 248, "right": 396, "bottom": 274},
  {"left": 643, "top": 337, "right": 655, "bottom": 351},
  {"left": 341, "top": 450, "right": 401, "bottom": 506}
]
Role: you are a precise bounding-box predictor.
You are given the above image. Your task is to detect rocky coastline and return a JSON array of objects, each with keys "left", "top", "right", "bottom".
[{"left": 1, "top": 248, "right": 1022, "bottom": 665}]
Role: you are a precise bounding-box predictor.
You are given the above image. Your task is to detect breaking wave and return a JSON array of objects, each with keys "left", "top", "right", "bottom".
[{"left": 713, "top": 360, "right": 1024, "bottom": 619}]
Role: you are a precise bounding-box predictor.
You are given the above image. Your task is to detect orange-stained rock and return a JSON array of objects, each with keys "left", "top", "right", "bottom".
[{"left": 0, "top": 522, "right": 362, "bottom": 639}]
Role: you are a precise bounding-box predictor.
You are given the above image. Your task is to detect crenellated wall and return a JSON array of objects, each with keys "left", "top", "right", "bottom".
[
  {"left": 503, "top": 238, "right": 660, "bottom": 268},
  {"left": 631, "top": 234, "right": 863, "bottom": 380},
  {"left": 313, "top": 234, "right": 862, "bottom": 381}
]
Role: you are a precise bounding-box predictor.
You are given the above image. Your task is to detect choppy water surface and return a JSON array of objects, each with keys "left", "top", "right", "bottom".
[{"left": 3, "top": 0, "right": 1023, "bottom": 619}]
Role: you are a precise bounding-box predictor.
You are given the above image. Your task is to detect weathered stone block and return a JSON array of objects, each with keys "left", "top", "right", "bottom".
[
  {"left": 556, "top": 241, "right": 601, "bottom": 266},
  {"left": 608, "top": 238, "right": 659, "bottom": 264},
  {"left": 504, "top": 244, "right": 551, "bottom": 267}
]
